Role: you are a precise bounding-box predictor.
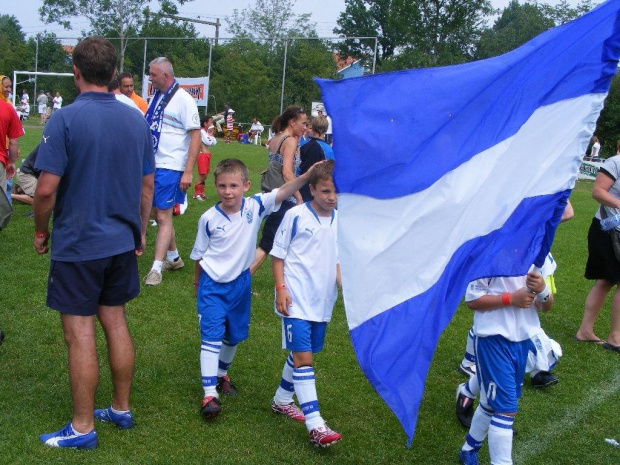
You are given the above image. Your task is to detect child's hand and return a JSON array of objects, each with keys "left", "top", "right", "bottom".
[
  {"left": 525, "top": 272, "right": 545, "bottom": 293},
  {"left": 276, "top": 288, "right": 292, "bottom": 316},
  {"left": 510, "top": 287, "right": 536, "bottom": 308}
]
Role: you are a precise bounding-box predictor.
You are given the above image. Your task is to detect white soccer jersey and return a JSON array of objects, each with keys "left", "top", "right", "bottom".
[
  {"left": 270, "top": 203, "right": 339, "bottom": 322},
  {"left": 200, "top": 129, "right": 217, "bottom": 147},
  {"left": 466, "top": 258, "right": 554, "bottom": 342},
  {"left": 154, "top": 88, "right": 200, "bottom": 171},
  {"left": 190, "top": 191, "right": 280, "bottom": 282}
]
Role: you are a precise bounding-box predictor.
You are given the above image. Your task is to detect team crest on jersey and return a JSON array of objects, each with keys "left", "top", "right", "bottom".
[{"left": 246, "top": 209, "right": 254, "bottom": 224}]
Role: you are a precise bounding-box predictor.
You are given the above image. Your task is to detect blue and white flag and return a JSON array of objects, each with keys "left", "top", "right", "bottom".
[{"left": 317, "top": 0, "right": 620, "bottom": 445}]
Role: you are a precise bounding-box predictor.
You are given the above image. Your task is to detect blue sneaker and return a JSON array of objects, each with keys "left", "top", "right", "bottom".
[
  {"left": 459, "top": 449, "right": 479, "bottom": 465},
  {"left": 94, "top": 405, "right": 134, "bottom": 429},
  {"left": 40, "top": 422, "right": 98, "bottom": 449}
]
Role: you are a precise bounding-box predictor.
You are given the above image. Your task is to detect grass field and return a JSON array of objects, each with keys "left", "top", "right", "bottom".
[{"left": 0, "top": 121, "right": 619, "bottom": 464}]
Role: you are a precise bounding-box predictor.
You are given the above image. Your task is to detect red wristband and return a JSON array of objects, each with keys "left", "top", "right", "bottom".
[
  {"left": 276, "top": 284, "right": 286, "bottom": 291},
  {"left": 35, "top": 232, "right": 49, "bottom": 239},
  {"left": 502, "top": 293, "right": 511, "bottom": 306}
]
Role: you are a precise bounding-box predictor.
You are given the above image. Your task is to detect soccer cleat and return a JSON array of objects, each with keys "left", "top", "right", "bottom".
[
  {"left": 144, "top": 269, "right": 162, "bottom": 286},
  {"left": 458, "top": 362, "right": 476, "bottom": 377},
  {"left": 216, "top": 375, "right": 237, "bottom": 396},
  {"left": 193, "top": 194, "right": 206, "bottom": 201},
  {"left": 530, "top": 371, "right": 559, "bottom": 388},
  {"left": 201, "top": 395, "right": 221, "bottom": 419},
  {"left": 94, "top": 405, "right": 134, "bottom": 429},
  {"left": 163, "top": 257, "right": 185, "bottom": 271},
  {"left": 456, "top": 383, "right": 474, "bottom": 429},
  {"left": 459, "top": 449, "right": 480, "bottom": 465},
  {"left": 271, "top": 400, "right": 305, "bottom": 422},
  {"left": 309, "top": 424, "right": 341, "bottom": 447},
  {"left": 40, "top": 422, "right": 98, "bottom": 450}
]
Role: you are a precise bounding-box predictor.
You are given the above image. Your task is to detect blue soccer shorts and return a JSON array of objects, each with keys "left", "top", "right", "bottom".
[
  {"left": 46, "top": 250, "right": 139, "bottom": 316},
  {"left": 475, "top": 334, "right": 535, "bottom": 413},
  {"left": 196, "top": 269, "right": 251, "bottom": 345},
  {"left": 281, "top": 317, "right": 327, "bottom": 353},
  {"left": 153, "top": 168, "right": 183, "bottom": 210}
]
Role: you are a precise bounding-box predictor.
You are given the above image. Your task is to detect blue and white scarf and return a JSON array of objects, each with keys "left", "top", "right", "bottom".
[{"left": 145, "top": 79, "right": 179, "bottom": 153}]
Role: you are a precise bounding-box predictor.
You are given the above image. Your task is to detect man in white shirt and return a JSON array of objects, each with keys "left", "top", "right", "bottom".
[{"left": 144, "top": 57, "right": 201, "bottom": 286}]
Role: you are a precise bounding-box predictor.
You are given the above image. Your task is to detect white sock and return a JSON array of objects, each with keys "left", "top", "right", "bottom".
[
  {"left": 293, "top": 366, "right": 323, "bottom": 431},
  {"left": 200, "top": 340, "right": 221, "bottom": 397},
  {"left": 274, "top": 353, "right": 295, "bottom": 405},
  {"left": 152, "top": 260, "right": 163, "bottom": 273},
  {"left": 461, "top": 403, "right": 493, "bottom": 452},
  {"left": 488, "top": 414, "right": 514, "bottom": 465},
  {"left": 70, "top": 423, "right": 88, "bottom": 435},
  {"left": 465, "top": 374, "right": 480, "bottom": 398},
  {"left": 110, "top": 406, "right": 129, "bottom": 414},
  {"left": 462, "top": 328, "right": 476, "bottom": 367},
  {"left": 166, "top": 249, "right": 180, "bottom": 261},
  {"left": 217, "top": 341, "right": 238, "bottom": 377}
]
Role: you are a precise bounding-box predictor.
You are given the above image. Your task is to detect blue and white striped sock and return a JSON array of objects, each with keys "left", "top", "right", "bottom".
[
  {"left": 217, "top": 341, "right": 238, "bottom": 377},
  {"left": 462, "top": 328, "right": 476, "bottom": 367},
  {"left": 461, "top": 403, "right": 493, "bottom": 452},
  {"left": 274, "top": 353, "right": 295, "bottom": 405},
  {"left": 200, "top": 340, "right": 221, "bottom": 397},
  {"left": 293, "top": 366, "right": 323, "bottom": 431},
  {"left": 489, "top": 414, "right": 514, "bottom": 465}
]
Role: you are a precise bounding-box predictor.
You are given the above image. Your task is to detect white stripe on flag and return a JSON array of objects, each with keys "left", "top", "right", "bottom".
[{"left": 340, "top": 93, "right": 604, "bottom": 330}]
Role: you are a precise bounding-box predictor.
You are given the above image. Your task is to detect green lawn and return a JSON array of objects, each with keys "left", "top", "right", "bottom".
[{"left": 0, "top": 121, "right": 618, "bottom": 464}]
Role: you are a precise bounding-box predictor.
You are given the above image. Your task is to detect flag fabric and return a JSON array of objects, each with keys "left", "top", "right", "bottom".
[{"left": 316, "top": 0, "right": 620, "bottom": 446}]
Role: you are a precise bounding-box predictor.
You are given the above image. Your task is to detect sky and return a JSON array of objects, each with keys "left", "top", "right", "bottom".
[{"left": 6, "top": 0, "right": 582, "bottom": 42}]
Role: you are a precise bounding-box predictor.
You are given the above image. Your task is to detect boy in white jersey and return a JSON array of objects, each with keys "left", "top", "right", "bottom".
[
  {"left": 269, "top": 160, "right": 342, "bottom": 447},
  {"left": 458, "top": 264, "right": 554, "bottom": 465},
  {"left": 190, "top": 158, "right": 318, "bottom": 419}
]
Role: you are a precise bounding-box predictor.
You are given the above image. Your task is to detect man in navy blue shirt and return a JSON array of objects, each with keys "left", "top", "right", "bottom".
[{"left": 33, "top": 36, "right": 154, "bottom": 450}]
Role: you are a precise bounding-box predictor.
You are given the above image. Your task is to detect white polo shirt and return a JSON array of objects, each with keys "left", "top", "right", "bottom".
[
  {"left": 270, "top": 203, "right": 339, "bottom": 322},
  {"left": 466, "top": 257, "right": 554, "bottom": 342},
  {"left": 153, "top": 88, "right": 200, "bottom": 171},
  {"left": 190, "top": 191, "right": 280, "bottom": 283}
]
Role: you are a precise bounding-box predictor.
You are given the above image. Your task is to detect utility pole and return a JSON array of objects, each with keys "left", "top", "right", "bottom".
[{"left": 157, "top": 13, "right": 221, "bottom": 45}]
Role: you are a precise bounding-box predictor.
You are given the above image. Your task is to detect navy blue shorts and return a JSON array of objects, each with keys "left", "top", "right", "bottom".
[
  {"left": 46, "top": 250, "right": 140, "bottom": 316},
  {"left": 258, "top": 199, "right": 296, "bottom": 253}
]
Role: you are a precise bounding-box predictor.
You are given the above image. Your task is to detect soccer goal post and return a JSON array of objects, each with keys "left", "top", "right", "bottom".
[{"left": 12, "top": 70, "right": 74, "bottom": 107}]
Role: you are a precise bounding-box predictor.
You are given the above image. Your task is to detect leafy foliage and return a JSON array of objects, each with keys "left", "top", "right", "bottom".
[
  {"left": 39, "top": 0, "right": 192, "bottom": 71},
  {"left": 0, "top": 15, "right": 32, "bottom": 79}
]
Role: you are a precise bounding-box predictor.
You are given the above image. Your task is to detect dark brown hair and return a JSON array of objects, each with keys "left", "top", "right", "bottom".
[{"left": 72, "top": 37, "right": 117, "bottom": 87}]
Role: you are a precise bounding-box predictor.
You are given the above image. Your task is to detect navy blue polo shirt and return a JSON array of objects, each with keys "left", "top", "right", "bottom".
[{"left": 36, "top": 91, "right": 154, "bottom": 262}]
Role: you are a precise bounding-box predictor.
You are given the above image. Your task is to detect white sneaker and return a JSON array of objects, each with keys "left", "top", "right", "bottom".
[
  {"left": 144, "top": 269, "right": 162, "bottom": 286},
  {"left": 163, "top": 257, "right": 184, "bottom": 271}
]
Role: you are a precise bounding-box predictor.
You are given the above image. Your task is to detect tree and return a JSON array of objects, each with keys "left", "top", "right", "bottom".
[
  {"left": 475, "top": 0, "right": 554, "bottom": 59},
  {"left": 0, "top": 15, "right": 32, "bottom": 79},
  {"left": 334, "top": 0, "right": 410, "bottom": 65},
  {"left": 227, "top": 0, "right": 316, "bottom": 52},
  {"left": 334, "top": 0, "right": 494, "bottom": 69},
  {"left": 595, "top": 74, "right": 620, "bottom": 159},
  {"left": 475, "top": 0, "right": 595, "bottom": 60},
  {"left": 39, "top": 0, "right": 192, "bottom": 72}
]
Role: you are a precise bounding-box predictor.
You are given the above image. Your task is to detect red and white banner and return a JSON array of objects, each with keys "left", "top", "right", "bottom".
[{"left": 142, "top": 76, "right": 209, "bottom": 106}]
